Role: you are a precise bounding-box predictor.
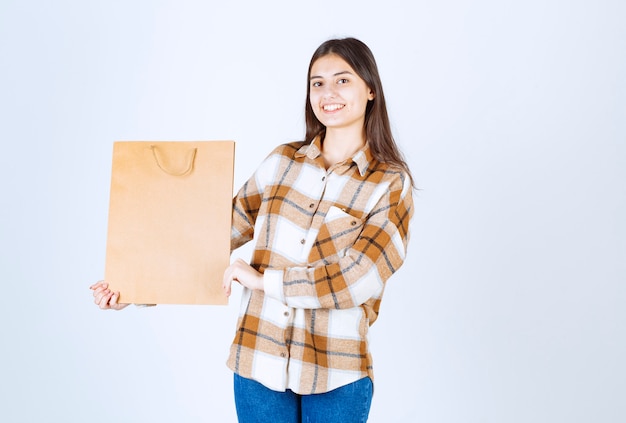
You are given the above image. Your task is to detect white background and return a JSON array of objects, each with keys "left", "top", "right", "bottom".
[{"left": 1, "top": 1, "right": 624, "bottom": 422}]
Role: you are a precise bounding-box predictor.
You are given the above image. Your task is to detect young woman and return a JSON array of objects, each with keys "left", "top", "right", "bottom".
[{"left": 92, "top": 37, "right": 414, "bottom": 423}]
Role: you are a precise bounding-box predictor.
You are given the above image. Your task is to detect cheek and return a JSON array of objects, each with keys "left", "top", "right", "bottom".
[
  {"left": 311, "top": 108, "right": 324, "bottom": 124},
  {"left": 309, "top": 91, "right": 320, "bottom": 107},
  {"left": 309, "top": 95, "right": 323, "bottom": 119}
]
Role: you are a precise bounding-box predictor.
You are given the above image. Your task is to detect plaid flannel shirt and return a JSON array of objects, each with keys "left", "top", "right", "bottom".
[{"left": 226, "top": 137, "right": 413, "bottom": 394}]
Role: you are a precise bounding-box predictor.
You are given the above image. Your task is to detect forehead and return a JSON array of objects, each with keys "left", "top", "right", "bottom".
[{"left": 310, "top": 54, "right": 357, "bottom": 77}]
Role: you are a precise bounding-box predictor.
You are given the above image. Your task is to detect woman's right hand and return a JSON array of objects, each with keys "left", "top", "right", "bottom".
[{"left": 90, "top": 281, "right": 129, "bottom": 310}]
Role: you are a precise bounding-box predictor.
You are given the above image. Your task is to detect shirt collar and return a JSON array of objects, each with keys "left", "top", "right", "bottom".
[{"left": 295, "top": 136, "right": 372, "bottom": 176}]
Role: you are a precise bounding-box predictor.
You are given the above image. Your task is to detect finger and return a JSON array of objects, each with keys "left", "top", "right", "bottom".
[
  {"left": 97, "top": 291, "right": 114, "bottom": 310},
  {"left": 96, "top": 295, "right": 110, "bottom": 310},
  {"left": 93, "top": 287, "right": 109, "bottom": 303},
  {"left": 222, "top": 272, "right": 232, "bottom": 297},
  {"left": 92, "top": 286, "right": 107, "bottom": 298},
  {"left": 109, "top": 291, "right": 124, "bottom": 310},
  {"left": 110, "top": 291, "right": 129, "bottom": 310},
  {"left": 93, "top": 289, "right": 104, "bottom": 305},
  {"left": 223, "top": 265, "right": 234, "bottom": 288},
  {"left": 89, "top": 281, "right": 107, "bottom": 290}
]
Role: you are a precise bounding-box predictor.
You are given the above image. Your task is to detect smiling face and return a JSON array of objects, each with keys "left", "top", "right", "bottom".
[{"left": 309, "top": 54, "right": 375, "bottom": 136}]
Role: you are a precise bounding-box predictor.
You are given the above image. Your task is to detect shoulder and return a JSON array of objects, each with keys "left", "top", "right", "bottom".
[
  {"left": 267, "top": 141, "right": 308, "bottom": 160},
  {"left": 253, "top": 141, "right": 308, "bottom": 183},
  {"left": 365, "top": 160, "right": 411, "bottom": 195}
]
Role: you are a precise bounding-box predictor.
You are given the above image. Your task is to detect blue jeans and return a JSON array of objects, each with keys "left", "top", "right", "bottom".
[{"left": 233, "top": 373, "right": 373, "bottom": 423}]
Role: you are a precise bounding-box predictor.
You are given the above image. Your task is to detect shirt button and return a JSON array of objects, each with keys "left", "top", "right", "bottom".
[
  {"left": 309, "top": 203, "right": 315, "bottom": 208},
  {"left": 351, "top": 221, "right": 357, "bottom": 226},
  {"left": 300, "top": 239, "right": 305, "bottom": 244},
  {"left": 280, "top": 352, "right": 286, "bottom": 358},
  {"left": 322, "top": 176, "right": 326, "bottom": 181},
  {"left": 284, "top": 311, "right": 289, "bottom": 317}
]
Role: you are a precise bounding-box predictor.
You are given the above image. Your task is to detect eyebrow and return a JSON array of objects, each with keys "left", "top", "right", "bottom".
[{"left": 310, "top": 70, "right": 354, "bottom": 80}]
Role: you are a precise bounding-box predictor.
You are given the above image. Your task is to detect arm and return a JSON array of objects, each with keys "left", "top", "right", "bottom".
[
  {"left": 223, "top": 146, "right": 288, "bottom": 295},
  {"left": 265, "top": 172, "right": 414, "bottom": 310},
  {"left": 229, "top": 146, "right": 287, "bottom": 251}
]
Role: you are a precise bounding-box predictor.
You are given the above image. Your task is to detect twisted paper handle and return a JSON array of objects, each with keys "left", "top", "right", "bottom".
[{"left": 150, "top": 145, "right": 197, "bottom": 176}]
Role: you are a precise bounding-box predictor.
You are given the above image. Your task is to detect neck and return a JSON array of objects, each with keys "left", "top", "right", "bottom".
[{"left": 321, "top": 127, "right": 366, "bottom": 168}]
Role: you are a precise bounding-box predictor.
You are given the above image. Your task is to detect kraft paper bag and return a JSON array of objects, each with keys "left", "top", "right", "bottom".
[{"left": 104, "top": 141, "right": 234, "bottom": 305}]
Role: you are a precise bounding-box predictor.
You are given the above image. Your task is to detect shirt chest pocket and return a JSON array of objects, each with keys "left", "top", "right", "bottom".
[{"left": 308, "top": 206, "right": 365, "bottom": 264}]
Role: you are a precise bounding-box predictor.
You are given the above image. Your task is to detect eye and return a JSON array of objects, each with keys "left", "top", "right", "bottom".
[
  {"left": 311, "top": 81, "right": 322, "bottom": 88},
  {"left": 337, "top": 78, "right": 349, "bottom": 84}
]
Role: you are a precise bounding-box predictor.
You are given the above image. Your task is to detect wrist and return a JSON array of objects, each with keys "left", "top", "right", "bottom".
[
  {"left": 263, "top": 269, "right": 285, "bottom": 304},
  {"left": 256, "top": 273, "right": 265, "bottom": 291}
]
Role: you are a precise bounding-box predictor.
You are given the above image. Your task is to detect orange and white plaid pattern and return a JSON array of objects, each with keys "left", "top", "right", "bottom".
[{"left": 227, "top": 137, "right": 413, "bottom": 394}]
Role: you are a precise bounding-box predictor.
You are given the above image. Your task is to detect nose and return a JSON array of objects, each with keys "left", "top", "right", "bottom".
[{"left": 321, "top": 84, "right": 337, "bottom": 100}]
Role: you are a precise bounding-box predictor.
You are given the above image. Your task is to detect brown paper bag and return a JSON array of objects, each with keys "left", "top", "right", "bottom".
[{"left": 104, "top": 141, "right": 234, "bottom": 305}]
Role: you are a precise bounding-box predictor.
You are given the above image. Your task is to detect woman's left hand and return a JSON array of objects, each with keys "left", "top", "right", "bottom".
[{"left": 223, "top": 258, "right": 264, "bottom": 297}]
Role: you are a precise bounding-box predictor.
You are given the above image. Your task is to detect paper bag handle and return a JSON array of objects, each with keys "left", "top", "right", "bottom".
[{"left": 150, "top": 145, "right": 197, "bottom": 176}]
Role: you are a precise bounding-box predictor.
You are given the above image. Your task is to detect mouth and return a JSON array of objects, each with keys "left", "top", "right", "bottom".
[{"left": 322, "top": 104, "right": 345, "bottom": 112}]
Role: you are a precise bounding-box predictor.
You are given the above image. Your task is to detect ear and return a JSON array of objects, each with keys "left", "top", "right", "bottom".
[{"left": 368, "top": 89, "right": 376, "bottom": 101}]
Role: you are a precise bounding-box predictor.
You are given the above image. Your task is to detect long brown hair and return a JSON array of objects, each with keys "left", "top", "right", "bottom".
[{"left": 304, "top": 37, "right": 414, "bottom": 187}]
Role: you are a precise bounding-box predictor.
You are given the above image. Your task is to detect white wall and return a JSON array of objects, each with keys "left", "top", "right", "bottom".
[{"left": 1, "top": 1, "right": 624, "bottom": 422}]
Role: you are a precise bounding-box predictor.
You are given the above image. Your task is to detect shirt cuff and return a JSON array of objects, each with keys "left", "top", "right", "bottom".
[{"left": 263, "top": 269, "right": 286, "bottom": 304}]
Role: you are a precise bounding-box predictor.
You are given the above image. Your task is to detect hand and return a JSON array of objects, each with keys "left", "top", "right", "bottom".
[
  {"left": 222, "top": 258, "right": 264, "bottom": 297},
  {"left": 90, "top": 281, "right": 129, "bottom": 310}
]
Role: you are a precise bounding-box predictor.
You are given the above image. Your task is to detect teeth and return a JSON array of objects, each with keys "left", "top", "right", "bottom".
[{"left": 323, "top": 104, "right": 344, "bottom": 111}]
